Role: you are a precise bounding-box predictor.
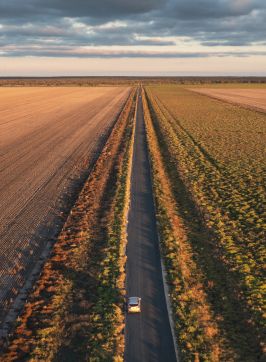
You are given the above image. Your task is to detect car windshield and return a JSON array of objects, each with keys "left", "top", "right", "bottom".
[{"left": 130, "top": 302, "right": 138, "bottom": 306}]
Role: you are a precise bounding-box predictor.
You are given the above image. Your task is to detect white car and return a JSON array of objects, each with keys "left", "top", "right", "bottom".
[{"left": 127, "top": 296, "right": 141, "bottom": 313}]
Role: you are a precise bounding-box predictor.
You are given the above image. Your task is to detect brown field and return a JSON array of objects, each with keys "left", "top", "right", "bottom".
[
  {"left": 0, "top": 86, "right": 130, "bottom": 319},
  {"left": 191, "top": 88, "right": 266, "bottom": 112},
  {"left": 1, "top": 89, "right": 136, "bottom": 360}
]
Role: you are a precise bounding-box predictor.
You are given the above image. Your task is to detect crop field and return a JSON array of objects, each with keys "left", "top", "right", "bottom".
[
  {"left": 0, "top": 83, "right": 265, "bottom": 362},
  {"left": 0, "top": 86, "right": 130, "bottom": 324},
  {"left": 144, "top": 85, "right": 265, "bottom": 361},
  {"left": 191, "top": 88, "right": 266, "bottom": 112},
  {"left": 2, "top": 87, "right": 136, "bottom": 361}
]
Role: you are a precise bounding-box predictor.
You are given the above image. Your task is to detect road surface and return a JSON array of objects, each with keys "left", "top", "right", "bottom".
[
  {"left": 0, "top": 87, "right": 130, "bottom": 323},
  {"left": 125, "top": 92, "right": 177, "bottom": 362}
]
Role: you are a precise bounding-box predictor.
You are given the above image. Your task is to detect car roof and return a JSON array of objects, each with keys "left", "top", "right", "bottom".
[{"left": 128, "top": 296, "right": 140, "bottom": 303}]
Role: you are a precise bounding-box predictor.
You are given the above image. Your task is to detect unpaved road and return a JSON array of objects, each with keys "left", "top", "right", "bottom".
[
  {"left": 125, "top": 92, "right": 177, "bottom": 361},
  {"left": 191, "top": 88, "right": 266, "bottom": 112},
  {"left": 0, "top": 87, "right": 130, "bottom": 322}
]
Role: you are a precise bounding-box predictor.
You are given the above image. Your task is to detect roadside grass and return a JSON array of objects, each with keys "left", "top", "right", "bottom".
[
  {"left": 1, "top": 88, "right": 136, "bottom": 361},
  {"left": 142, "top": 88, "right": 222, "bottom": 361},
  {"left": 142, "top": 87, "right": 265, "bottom": 361}
]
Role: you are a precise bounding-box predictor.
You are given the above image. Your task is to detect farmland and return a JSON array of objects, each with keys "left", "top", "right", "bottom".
[
  {"left": 191, "top": 88, "right": 266, "bottom": 112},
  {"left": 0, "top": 87, "right": 130, "bottom": 326},
  {"left": 0, "top": 82, "right": 265, "bottom": 362},
  {"left": 143, "top": 85, "right": 265, "bottom": 361},
  {"left": 1, "top": 87, "right": 136, "bottom": 360}
]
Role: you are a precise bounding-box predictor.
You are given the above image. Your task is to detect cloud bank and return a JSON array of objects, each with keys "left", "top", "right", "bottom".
[{"left": 0, "top": 0, "right": 265, "bottom": 58}]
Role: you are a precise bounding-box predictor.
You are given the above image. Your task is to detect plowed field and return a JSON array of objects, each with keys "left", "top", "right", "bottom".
[
  {"left": 0, "top": 86, "right": 130, "bottom": 320},
  {"left": 191, "top": 88, "right": 266, "bottom": 112}
]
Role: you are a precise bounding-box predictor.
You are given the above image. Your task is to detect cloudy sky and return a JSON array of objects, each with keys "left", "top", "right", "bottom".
[{"left": 0, "top": 0, "right": 265, "bottom": 75}]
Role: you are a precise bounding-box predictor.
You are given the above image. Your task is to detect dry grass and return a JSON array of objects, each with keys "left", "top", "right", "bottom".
[
  {"left": 143, "top": 86, "right": 265, "bottom": 361},
  {"left": 142, "top": 88, "right": 223, "bottom": 361}
]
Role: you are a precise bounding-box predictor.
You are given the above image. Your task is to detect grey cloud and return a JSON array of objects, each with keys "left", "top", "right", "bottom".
[
  {"left": 2, "top": 45, "right": 266, "bottom": 58},
  {"left": 0, "top": 0, "right": 265, "bottom": 56},
  {"left": 166, "top": 0, "right": 265, "bottom": 19},
  {"left": 0, "top": 22, "right": 175, "bottom": 47},
  {"left": 1, "top": 0, "right": 264, "bottom": 21},
  {"left": 0, "top": 0, "right": 164, "bottom": 19},
  {"left": 142, "top": 5, "right": 266, "bottom": 45}
]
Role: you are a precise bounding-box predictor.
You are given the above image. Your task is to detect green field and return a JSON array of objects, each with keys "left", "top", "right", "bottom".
[{"left": 144, "top": 85, "right": 266, "bottom": 361}]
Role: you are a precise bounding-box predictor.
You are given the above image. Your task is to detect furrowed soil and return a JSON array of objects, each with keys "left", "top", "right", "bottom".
[
  {"left": 191, "top": 88, "right": 266, "bottom": 112},
  {"left": 0, "top": 87, "right": 130, "bottom": 325},
  {"left": 1, "top": 87, "right": 136, "bottom": 361}
]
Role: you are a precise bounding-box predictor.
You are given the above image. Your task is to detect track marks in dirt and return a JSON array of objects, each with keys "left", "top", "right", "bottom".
[
  {"left": 191, "top": 88, "right": 266, "bottom": 112},
  {"left": 0, "top": 86, "right": 130, "bottom": 318}
]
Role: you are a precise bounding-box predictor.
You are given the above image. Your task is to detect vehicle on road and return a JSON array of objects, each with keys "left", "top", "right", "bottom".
[{"left": 127, "top": 297, "right": 141, "bottom": 313}]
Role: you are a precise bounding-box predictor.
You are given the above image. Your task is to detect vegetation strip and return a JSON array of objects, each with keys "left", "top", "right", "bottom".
[
  {"left": 1, "top": 88, "right": 137, "bottom": 361},
  {"left": 142, "top": 88, "right": 221, "bottom": 361},
  {"left": 148, "top": 86, "right": 265, "bottom": 344},
  {"left": 143, "top": 86, "right": 265, "bottom": 361}
]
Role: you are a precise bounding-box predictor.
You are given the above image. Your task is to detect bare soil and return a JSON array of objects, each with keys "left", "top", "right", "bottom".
[
  {"left": 191, "top": 88, "right": 266, "bottom": 112},
  {"left": 0, "top": 87, "right": 130, "bottom": 321},
  {"left": 0, "top": 88, "right": 135, "bottom": 361}
]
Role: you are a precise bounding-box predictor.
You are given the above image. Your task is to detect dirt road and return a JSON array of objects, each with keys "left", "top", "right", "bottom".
[
  {"left": 191, "top": 88, "right": 266, "bottom": 112},
  {"left": 125, "top": 92, "right": 177, "bottom": 361},
  {"left": 0, "top": 87, "right": 130, "bottom": 322}
]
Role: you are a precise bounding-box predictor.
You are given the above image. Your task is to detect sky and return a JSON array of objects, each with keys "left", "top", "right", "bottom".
[{"left": 0, "top": 0, "right": 265, "bottom": 76}]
